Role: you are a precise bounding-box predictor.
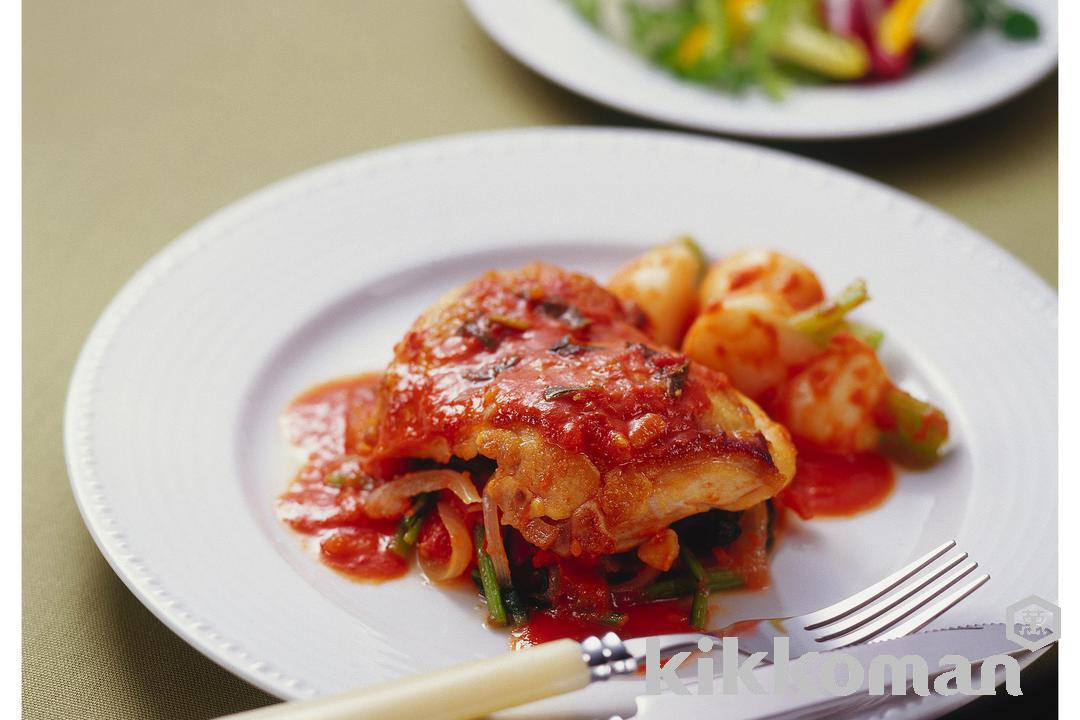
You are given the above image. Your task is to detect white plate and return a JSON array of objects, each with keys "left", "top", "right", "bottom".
[
  {"left": 465, "top": 0, "right": 1058, "bottom": 140},
  {"left": 66, "top": 128, "right": 1057, "bottom": 719}
]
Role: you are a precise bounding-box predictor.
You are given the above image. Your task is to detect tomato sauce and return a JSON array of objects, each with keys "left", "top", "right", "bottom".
[
  {"left": 778, "top": 444, "right": 895, "bottom": 519},
  {"left": 371, "top": 263, "right": 773, "bottom": 473},
  {"left": 276, "top": 373, "right": 408, "bottom": 581},
  {"left": 511, "top": 599, "right": 692, "bottom": 649}
]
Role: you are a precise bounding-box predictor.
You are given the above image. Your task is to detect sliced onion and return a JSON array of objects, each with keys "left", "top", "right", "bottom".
[
  {"left": 419, "top": 501, "right": 474, "bottom": 583},
  {"left": 482, "top": 490, "right": 512, "bottom": 586},
  {"left": 365, "top": 469, "right": 480, "bottom": 519}
]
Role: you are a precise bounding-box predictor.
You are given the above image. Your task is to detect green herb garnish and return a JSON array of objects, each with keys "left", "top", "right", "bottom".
[
  {"left": 463, "top": 354, "right": 522, "bottom": 382},
  {"left": 459, "top": 317, "right": 498, "bottom": 349},
  {"left": 550, "top": 335, "right": 599, "bottom": 356},
  {"left": 544, "top": 385, "right": 588, "bottom": 401}
]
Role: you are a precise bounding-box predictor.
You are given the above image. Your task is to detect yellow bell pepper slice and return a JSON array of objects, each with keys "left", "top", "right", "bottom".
[
  {"left": 878, "top": 0, "right": 927, "bottom": 56},
  {"left": 675, "top": 23, "right": 716, "bottom": 70}
]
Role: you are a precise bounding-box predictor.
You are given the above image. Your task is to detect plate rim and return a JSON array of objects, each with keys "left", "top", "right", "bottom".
[
  {"left": 464, "top": 0, "right": 1059, "bottom": 140},
  {"left": 63, "top": 126, "right": 1057, "bottom": 708}
]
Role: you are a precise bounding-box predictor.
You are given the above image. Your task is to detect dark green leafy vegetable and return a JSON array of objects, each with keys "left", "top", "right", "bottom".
[
  {"left": 503, "top": 587, "right": 530, "bottom": 627},
  {"left": 966, "top": 0, "right": 1040, "bottom": 40},
  {"left": 1002, "top": 10, "right": 1039, "bottom": 39}
]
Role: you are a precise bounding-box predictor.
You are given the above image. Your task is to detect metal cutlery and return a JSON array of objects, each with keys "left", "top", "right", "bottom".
[{"left": 221, "top": 539, "right": 988, "bottom": 720}]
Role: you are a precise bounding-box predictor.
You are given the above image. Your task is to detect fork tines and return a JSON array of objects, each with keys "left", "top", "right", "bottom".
[{"left": 798, "top": 540, "right": 990, "bottom": 651}]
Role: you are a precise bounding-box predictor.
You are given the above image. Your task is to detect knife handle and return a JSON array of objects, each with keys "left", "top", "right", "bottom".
[{"left": 219, "top": 638, "right": 591, "bottom": 720}]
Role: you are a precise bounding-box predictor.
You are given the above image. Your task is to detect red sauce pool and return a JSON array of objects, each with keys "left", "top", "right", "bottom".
[
  {"left": 276, "top": 373, "right": 897, "bottom": 636},
  {"left": 276, "top": 373, "right": 408, "bottom": 581},
  {"left": 778, "top": 444, "right": 895, "bottom": 519},
  {"left": 511, "top": 599, "right": 692, "bottom": 650}
]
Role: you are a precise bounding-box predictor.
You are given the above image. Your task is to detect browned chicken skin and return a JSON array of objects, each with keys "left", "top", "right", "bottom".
[{"left": 370, "top": 263, "right": 796, "bottom": 556}]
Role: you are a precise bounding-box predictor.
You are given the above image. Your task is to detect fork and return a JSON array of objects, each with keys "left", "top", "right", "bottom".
[
  {"left": 623, "top": 539, "right": 989, "bottom": 664},
  {"left": 222, "top": 540, "right": 988, "bottom": 720}
]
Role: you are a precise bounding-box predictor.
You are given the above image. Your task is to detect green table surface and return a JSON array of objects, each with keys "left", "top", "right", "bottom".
[{"left": 23, "top": 1, "right": 1057, "bottom": 718}]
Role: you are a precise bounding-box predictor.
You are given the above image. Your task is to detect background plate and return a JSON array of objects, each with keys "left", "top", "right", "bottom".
[
  {"left": 465, "top": 0, "right": 1058, "bottom": 140},
  {"left": 65, "top": 128, "right": 1057, "bottom": 718}
]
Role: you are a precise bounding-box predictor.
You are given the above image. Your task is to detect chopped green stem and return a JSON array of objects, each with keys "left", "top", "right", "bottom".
[
  {"left": 391, "top": 493, "right": 435, "bottom": 557},
  {"left": 677, "top": 235, "right": 707, "bottom": 279},
  {"left": 690, "top": 585, "right": 711, "bottom": 630},
  {"left": 474, "top": 524, "right": 508, "bottom": 627},
  {"left": 680, "top": 547, "right": 711, "bottom": 629},
  {"left": 789, "top": 279, "right": 869, "bottom": 338},
  {"left": 680, "top": 546, "right": 708, "bottom": 583},
  {"left": 878, "top": 386, "right": 950, "bottom": 467},
  {"left": 643, "top": 569, "right": 743, "bottom": 601},
  {"left": 839, "top": 320, "right": 885, "bottom": 350},
  {"left": 600, "top": 612, "right": 628, "bottom": 627}
]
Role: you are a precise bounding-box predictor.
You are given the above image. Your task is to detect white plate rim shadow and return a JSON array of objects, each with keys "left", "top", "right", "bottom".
[
  {"left": 64, "top": 127, "right": 1057, "bottom": 719},
  {"left": 464, "top": 0, "right": 1058, "bottom": 140}
]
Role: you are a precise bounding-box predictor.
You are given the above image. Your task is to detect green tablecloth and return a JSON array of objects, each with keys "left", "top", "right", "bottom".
[{"left": 23, "top": 1, "right": 1057, "bottom": 718}]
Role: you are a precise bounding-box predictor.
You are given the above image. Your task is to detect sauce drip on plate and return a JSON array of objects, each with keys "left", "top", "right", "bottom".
[
  {"left": 276, "top": 373, "right": 407, "bottom": 580},
  {"left": 275, "top": 374, "right": 896, "bottom": 635},
  {"left": 511, "top": 599, "right": 692, "bottom": 650},
  {"left": 778, "top": 443, "right": 895, "bottom": 519}
]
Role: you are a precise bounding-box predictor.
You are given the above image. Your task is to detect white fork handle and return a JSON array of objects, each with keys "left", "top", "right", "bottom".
[{"left": 218, "top": 639, "right": 590, "bottom": 720}]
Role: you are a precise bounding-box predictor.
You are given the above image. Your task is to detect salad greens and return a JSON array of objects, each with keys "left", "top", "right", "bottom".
[{"left": 571, "top": 0, "right": 1040, "bottom": 99}]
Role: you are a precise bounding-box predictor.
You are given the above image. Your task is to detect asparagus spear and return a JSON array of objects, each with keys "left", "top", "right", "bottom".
[
  {"left": 642, "top": 569, "right": 745, "bottom": 601},
  {"left": 473, "top": 524, "right": 508, "bottom": 627},
  {"left": 680, "top": 547, "right": 711, "bottom": 630}
]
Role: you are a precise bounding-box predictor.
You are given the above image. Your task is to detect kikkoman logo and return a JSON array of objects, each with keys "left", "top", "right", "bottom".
[
  {"left": 1006, "top": 595, "right": 1059, "bottom": 651},
  {"left": 644, "top": 636, "right": 1023, "bottom": 698}
]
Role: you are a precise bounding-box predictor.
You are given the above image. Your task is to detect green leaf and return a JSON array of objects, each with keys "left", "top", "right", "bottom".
[
  {"left": 570, "top": 0, "right": 601, "bottom": 25},
  {"left": 1002, "top": 10, "right": 1039, "bottom": 40}
]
